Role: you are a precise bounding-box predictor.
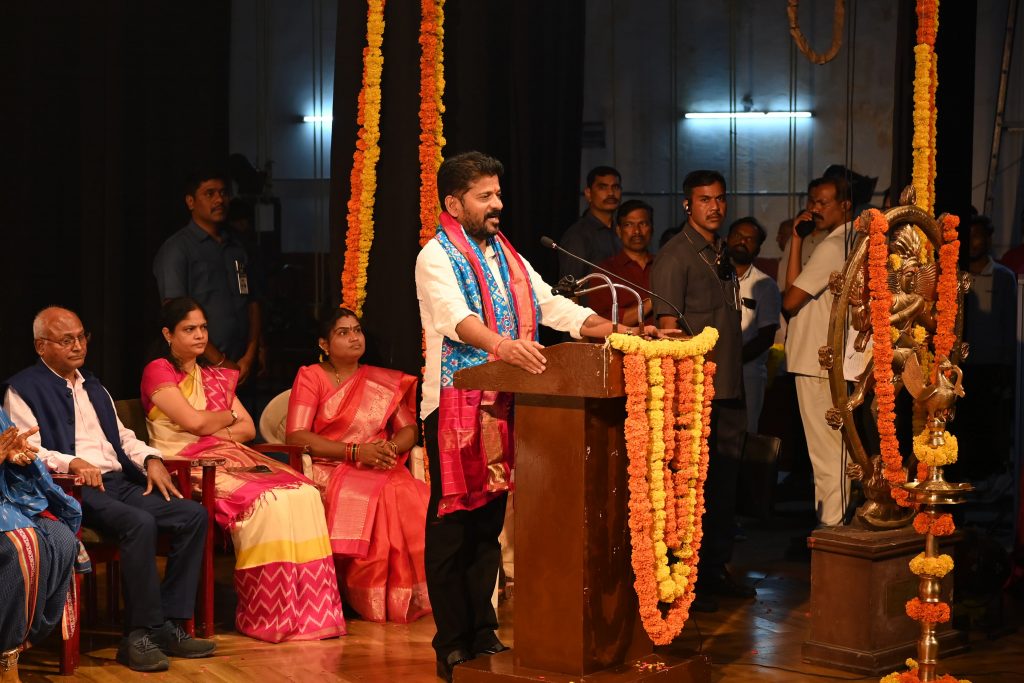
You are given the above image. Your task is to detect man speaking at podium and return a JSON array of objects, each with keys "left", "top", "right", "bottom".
[{"left": 415, "top": 151, "right": 650, "bottom": 681}]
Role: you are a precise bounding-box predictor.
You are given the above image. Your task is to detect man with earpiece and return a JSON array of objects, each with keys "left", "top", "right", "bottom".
[{"left": 651, "top": 170, "right": 753, "bottom": 614}]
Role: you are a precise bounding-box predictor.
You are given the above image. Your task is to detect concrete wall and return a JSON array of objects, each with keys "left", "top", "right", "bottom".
[
  {"left": 581, "top": 0, "right": 1024, "bottom": 258},
  {"left": 581, "top": 0, "right": 898, "bottom": 259},
  {"left": 227, "top": 1, "right": 1022, "bottom": 256},
  {"left": 973, "top": 0, "right": 1024, "bottom": 255}
]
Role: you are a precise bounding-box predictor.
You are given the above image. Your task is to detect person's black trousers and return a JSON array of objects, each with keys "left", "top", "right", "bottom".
[
  {"left": 423, "top": 411, "right": 507, "bottom": 660},
  {"left": 81, "top": 472, "right": 207, "bottom": 631},
  {"left": 697, "top": 397, "right": 746, "bottom": 575}
]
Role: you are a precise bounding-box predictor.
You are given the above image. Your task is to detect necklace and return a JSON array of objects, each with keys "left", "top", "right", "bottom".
[{"left": 326, "top": 362, "right": 342, "bottom": 385}]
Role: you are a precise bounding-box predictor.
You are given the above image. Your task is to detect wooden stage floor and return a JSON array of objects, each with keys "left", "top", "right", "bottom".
[{"left": 19, "top": 514, "right": 1024, "bottom": 682}]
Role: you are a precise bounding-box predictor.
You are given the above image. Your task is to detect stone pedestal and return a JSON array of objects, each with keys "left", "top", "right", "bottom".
[{"left": 801, "top": 526, "right": 968, "bottom": 674}]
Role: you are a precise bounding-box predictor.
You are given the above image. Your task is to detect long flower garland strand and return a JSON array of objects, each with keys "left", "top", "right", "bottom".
[
  {"left": 416, "top": 0, "right": 446, "bottom": 481},
  {"left": 340, "top": 0, "right": 386, "bottom": 315},
  {"left": 864, "top": 209, "right": 910, "bottom": 507},
  {"left": 911, "top": 0, "right": 939, "bottom": 213},
  {"left": 418, "top": 0, "right": 446, "bottom": 247},
  {"left": 609, "top": 330, "right": 717, "bottom": 645},
  {"left": 933, "top": 214, "right": 960, "bottom": 366},
  {"left": 661, "top": 357, "right": 679, "bottom": 550}
]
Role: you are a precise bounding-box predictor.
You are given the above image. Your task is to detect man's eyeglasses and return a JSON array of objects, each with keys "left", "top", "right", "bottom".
[{"left": 39, "top": 332, "right": 91, "bottom": 349}]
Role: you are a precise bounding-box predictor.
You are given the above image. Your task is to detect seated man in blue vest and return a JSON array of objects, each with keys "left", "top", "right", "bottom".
[{"left": 2, "top": 306, "right": 214, "bottom": 673}]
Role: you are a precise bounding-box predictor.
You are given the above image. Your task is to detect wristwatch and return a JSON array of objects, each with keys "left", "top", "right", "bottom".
[
  {"left": 230, "top": 409, "right": 239, "bottom": 425},
  {"left": 143, "top": 454, "right": 163, "bottom": 470}
]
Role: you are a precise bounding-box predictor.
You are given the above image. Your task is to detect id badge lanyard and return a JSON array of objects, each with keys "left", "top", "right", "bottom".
[{"left": 235, "top": 260, "right": 250, "bottom": 295}]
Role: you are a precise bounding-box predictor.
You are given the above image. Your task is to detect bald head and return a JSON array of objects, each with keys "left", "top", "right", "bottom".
[
  {"left": 33, "top": 307, "right": 89, "bottom": 379},
  {"left": 33, "top": 306, "right": 77, "bottom": 339}
]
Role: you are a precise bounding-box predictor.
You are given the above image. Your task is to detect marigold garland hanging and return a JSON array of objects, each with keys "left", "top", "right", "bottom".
[
  {"left": 912, "top": 512, "right": 954, "bottom": 537},
  {"left": 865, "top": 209, "right": 911, "bottom": 507},
  {"left": 933, "top": 214, "right": 960, "bottom": 367},
  {"left": 910, "top": 0, "right": 939, "bottom": 214},
  {"left": 608, "top": 328, "right": 718, "bottom": 645},
  {"left": 418, "top": 0, "right": 446, "bottom": 247},
  {"left": 340, "top": 0, "right": 386, "bottom": 316},
  {"left": 877, "top": 2, "right": 970, "bottom": 681}
]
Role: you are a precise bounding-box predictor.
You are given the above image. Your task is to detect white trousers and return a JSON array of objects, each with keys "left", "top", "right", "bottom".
[{"left": 795, "top": 374, "right": 850, "bottom": 526}]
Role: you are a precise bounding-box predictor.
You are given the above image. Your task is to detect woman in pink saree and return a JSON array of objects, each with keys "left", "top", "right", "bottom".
[
  {"left": 140, "top": 298, "right": 345, "bottom": 643},
  {"left": 286, "top": 307, "right": 430, "bottom": 623}
]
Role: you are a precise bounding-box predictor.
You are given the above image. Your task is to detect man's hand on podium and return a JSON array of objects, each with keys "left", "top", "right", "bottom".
[{"left": 495, "top": 337, "right": 547, "bottom": 374}]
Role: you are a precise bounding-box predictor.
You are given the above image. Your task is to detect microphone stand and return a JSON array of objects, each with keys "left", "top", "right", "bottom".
[
  {"left": 541, "top": 236, "right": 694, "bottom": 335},
  {"left": 573, "top": 275, "right": 644, "bottom": 333}
]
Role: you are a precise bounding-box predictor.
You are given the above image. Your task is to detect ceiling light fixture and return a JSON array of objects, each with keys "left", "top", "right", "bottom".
[{"left": 684, "top": 111, "right": 812, "bottom": 120}]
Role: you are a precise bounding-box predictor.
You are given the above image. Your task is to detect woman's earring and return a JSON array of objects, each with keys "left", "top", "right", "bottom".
[{"left": 319, "top": 347, "right": 327, "bottom": 362}]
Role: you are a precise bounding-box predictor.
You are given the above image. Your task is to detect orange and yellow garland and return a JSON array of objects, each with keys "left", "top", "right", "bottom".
[
  {"left": 609, "top": 329, "right": 718, "bottom": 645},
  {"left": 911, "top": 0, "right": 939, "bottom": 214},
  {"left": 881, "top": 659, "right": 969, "bottom": 683},
  {"left": 418, "top": 0, "right": 446, "bottom": 248},
  {"left": 865, "top": 209, "right": 910, "bottom": 508},
  {"left": 340, "top": 0, "right": 386, "bottom": 316},
  {"left": 866, "top": 202, "right": 963, "bottom": 634},
  {"left": 874, "top": 3, "right": 969, "bottom": 677}
]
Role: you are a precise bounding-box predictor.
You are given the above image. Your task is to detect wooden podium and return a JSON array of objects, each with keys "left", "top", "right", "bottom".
[{"left": 453, "top": 343, "right": 709, "bottom": 682}]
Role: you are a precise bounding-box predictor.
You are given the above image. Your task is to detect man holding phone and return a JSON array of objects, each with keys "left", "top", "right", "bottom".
[{"left": 781, "top": 176, "right": 854, "bottom": 528}]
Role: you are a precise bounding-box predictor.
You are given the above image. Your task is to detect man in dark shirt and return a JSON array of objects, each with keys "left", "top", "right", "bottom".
[
  {"left": 950, "top": 215, "right": 1017, "bottom": 483},
  {"left": 650, "top": 169, "right": 751, "bottom": 612},
  {"left": 153, "top": 168, "right": 262, "bottom": 383},
  {"left": 558, "top": 166, "right": 622, "bottom": 284},
  {"left": 587, "top": 199, "right": 654, "bottom": 325}
]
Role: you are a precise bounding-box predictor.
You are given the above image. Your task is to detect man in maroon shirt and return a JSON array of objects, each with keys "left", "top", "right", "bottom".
[{"left": 587, "top": 199, "right": 655, "bottom": 326}]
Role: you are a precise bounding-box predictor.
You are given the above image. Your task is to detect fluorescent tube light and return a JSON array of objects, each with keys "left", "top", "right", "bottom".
[
  {"left": 302, "top": 115, "right": 334, "bottom": 123},
  {"left": 684, "top": 111, "right": 812, "bottom": 120}
]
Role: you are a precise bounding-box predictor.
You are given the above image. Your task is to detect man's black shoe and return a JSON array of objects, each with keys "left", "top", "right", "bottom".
[
  {"left": 702, "top": 568, "right": 756, "bottom": 599},
  {"left": 150, "top": 620, "right": 217, "bottom": 658},
  {"left": 116, "top": 629, "right": 169, "bottom": 672},
  {"left": 436, "top": 648, "right": 473, "bottom": 682},
  {"left": 474, "top": 637, "right": 510, "bottom": 656}
]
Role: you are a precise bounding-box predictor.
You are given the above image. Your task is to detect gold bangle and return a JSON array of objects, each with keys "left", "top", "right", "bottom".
[{"left": 225, "top": 425, "right": 233, "bottom": 441}]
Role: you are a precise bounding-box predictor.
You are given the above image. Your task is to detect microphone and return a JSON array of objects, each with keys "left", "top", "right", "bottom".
[
  {"left": 540, "top": 236, "right": 694, "bottom": 335},
  {"left": 552, "top": 275, "right": 581, "bottom": 298}
]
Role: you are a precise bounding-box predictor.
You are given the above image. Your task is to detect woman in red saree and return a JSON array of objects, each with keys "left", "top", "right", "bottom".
[
  {"left": 286, "top": 307, "right": 431, "bottom": 623},
  {"left": 140, "top": 298, "right": 345, "bottom": 643}
]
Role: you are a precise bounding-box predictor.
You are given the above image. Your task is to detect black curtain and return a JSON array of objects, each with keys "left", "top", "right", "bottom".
[
  {"left": 0, "top": 2, "right": 230, "bottom": 397},
  {"left": 329, "top": 0, "right": 586, "bottom": 376}
]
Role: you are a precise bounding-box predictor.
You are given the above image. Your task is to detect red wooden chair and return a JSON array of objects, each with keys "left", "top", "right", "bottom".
[
  {"left": 52, "top": 458, "right": 212, "bottom": 675},
  {"left": 49, "top": 398, "right": 221, "bottom": 675},
  {"left": 50, "top": 397, "right": 306, "bottom": 674}
]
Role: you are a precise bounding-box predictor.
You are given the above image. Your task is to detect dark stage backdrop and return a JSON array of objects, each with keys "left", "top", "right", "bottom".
[
  {"left": 329, "top": 0, "right": 586, "bottom": 378},
  {"left": 0, "top": 2, "right": 230, "bottom": 398}
]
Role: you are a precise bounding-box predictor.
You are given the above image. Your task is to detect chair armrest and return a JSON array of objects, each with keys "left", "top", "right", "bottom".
[
  {"left": 250, "top": 443, "right": 308, "bottom": 473},
  {"left": 162, "top": 457, "right": 224, "bottom": 511},
  {"left": 51, "top": 473, "right": 84, "bottom": 499}
]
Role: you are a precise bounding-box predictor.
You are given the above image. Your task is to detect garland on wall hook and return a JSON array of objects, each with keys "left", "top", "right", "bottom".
[{"left": 787, "top": 0, "right": 845, "bottom": 65}]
